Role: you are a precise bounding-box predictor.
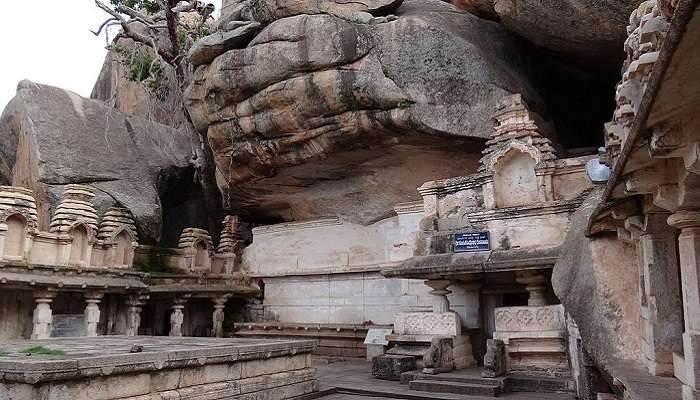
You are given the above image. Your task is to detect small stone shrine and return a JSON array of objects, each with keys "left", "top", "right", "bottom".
[{"left": 380, "top": 94, "right": 593, "bottom": 382}]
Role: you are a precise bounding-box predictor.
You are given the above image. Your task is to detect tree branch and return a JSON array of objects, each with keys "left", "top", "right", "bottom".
[{"left": 95, "top": 0, "right": 176, "bottom": 63}]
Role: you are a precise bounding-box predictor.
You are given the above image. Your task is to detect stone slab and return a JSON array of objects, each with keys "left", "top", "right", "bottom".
[{"left": 0, "top": 336, "right": 316, "bottom": 384}]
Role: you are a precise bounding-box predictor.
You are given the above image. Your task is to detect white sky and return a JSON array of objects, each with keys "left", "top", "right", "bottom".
[{"left": 0, "top": 1, "right": 221, "bottom": 112}]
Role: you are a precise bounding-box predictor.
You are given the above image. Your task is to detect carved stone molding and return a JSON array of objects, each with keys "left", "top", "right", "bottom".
[{"left": 494, "top": 305, "right": 565, "bottom": 332}]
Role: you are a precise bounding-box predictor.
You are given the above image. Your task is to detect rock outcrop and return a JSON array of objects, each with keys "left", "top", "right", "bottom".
[
  {"left": 453, "top": 0, "right": 644, "bottom": 71},
  {"left": 0, "top": 80, "right": 197, "bottom": 243},
  {"left": 552, "top": 188, "right": 642, "bottom": 370},
  {"left": 186, "top": 0, "right": 545, "bottom": 224},
  {"left": 91, "top": 36, "right": 183, "bottom": 128}
]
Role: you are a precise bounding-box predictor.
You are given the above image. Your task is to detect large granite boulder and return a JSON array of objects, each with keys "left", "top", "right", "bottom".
[
  {"left": 552, "top": 187, "right": 642, "bottom": 370},
  {"left": 186, "top": 0, "right": 544, "bottom": 224},
  {"left": 0, "top": 81, "right": 198, "bottom": 244}
]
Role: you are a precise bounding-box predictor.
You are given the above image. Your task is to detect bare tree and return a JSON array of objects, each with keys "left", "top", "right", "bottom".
[{"left": 93, "top": 0, "right": 224, "bottom": 241}]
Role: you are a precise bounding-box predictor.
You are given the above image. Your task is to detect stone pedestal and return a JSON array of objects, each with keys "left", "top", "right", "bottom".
[
  {"left": 126, "top": 295, "right": 148, "bottom": 336},
  {"left": 212, "top": 295, "right": 230, "bottom": 338},
  {"left": 169, "top": 296, "right": 189, "bottom": 337},
  {"left": 639, "top": 212, "right": 683, "bottom": 376},
  {"left": 425, "top": 280, "right": 451, "bottom": 313},
  {"left": 84, "top": 292, "right": 103, "bottom": 337},
  {"left": 668, "top": 211, "right": 700, "bottom": 398},
  {"left": 31, "top": 291, "right": 56, "bottom": 340},
  {"left": 515, "top": 270, "right": 548, "bottom": 307},
  {"left": 493, "top": 304, "right": 569, "bottom": 377}
]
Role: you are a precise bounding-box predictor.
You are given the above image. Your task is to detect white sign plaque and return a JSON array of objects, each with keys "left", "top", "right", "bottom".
[{"left": 364, "top": 328, "right": 393, "bottom": 345}]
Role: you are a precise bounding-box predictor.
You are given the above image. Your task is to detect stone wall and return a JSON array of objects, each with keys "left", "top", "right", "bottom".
[
  {"left": 0, "top": 337, "right": 318, "bottom": 400},
  {"left": 0, "top": 290, "right": 33, "bottom": 340},
  {"left": 261, "top": 273, "right": 479, "bottom": 326}
]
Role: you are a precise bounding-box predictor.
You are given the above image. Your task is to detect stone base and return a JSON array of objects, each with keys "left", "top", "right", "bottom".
[
  {"left": 372, "top": 354, "right": 417, "bottom": 381},
  {"left": 0, "top": 336, "right": 318, "bottom": 400}
]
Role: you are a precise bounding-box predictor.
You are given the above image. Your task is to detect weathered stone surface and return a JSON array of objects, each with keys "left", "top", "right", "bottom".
[
  {"left": 0, "top": 81, "right": 195, "bottom": 243},
  {"left": 492, "top": 0, "right": 644, "bottom": 70},
  {"left": 552, "top": 187, "right": 642, "bottom": 371},
  {"left": 451, "top": 0, "right": 497, "bottom": 20},
  {"left": 185, "top": 0, "right": 543, "bottom": 223},
  {"left": 482, "top": 339, "right": 506, "bottom": 378},
  {"left": 227, "top": 0, "right": 404, "bottom": 24},
  {"left": 90, "top": 36, "right": 183, "bottom": 128},
  {"left": 188, "top": 21, "right": 262, "bottom": 65},
  {"left": 372, "top": 354, "right": 416, "bottom": 381}
]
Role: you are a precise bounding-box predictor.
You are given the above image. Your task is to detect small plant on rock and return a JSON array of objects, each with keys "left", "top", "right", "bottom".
[{"left": 20, "top": 346, "right": 65, "bottom": 356}]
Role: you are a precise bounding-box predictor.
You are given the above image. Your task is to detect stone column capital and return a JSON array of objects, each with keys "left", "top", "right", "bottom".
[
  {"left": 424, "top": 279, "right": 452, "bottom": 291},
  {"left": 84, "top": 291, "right": 104, "bottom": 301},
  {"left": 33, "top": 290, "right": 57, "bottom": 301},
  {"left": 213, "top": 294, "right": 231, "bottom": 308},
  {"left": 668, "top": 210, "right": 700, "bottom": 230}
]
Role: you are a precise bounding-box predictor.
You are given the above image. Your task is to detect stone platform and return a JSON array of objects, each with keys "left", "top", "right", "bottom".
[{"left": 0, "top": 336, "right": 318, "bottom": 400}]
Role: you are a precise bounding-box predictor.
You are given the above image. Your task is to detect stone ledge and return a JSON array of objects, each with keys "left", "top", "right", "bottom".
[
  {"left": 0, "top": 336, "right": 316, "bottom": 384},
  {"left": 383, "top": 247, "right": 560, "bottom": 279}
]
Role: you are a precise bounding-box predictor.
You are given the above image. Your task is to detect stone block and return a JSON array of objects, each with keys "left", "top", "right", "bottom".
[
  {"left": 179, "top": 363, "right": 239, "bottom": 388},
  {"left": 149, "top": 369, "right": 182, "bottom": 392},
  {"left": 372, "top": 354, "right": 416, "bottom": 381},
  {"left": 394, "top": 312, "right": 461, "bottom": 336},
  {"left": 240, "top": 354, "right": 307, "bottom": 379}
]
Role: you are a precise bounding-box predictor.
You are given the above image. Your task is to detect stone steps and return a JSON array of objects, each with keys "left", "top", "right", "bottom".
[
  {"left": 401, "top": 370, "right": 505, "bottom": 386},
  {"left": 507, "top": 375, "right": 575, "bottom": 393},
  {"left": 409, "top": 379, "right": 503, "bottom": 397}
]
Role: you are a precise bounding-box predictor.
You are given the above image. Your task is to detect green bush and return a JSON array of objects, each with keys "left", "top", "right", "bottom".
[
  {"left": 20, "top": 346, "right": 65, "bottom": 356},
  {"left": 111, "top": 44, "right": 169, "bottom": 101},
  {"left": 110, "top": 0, "right": 161, "bottom": 13}
]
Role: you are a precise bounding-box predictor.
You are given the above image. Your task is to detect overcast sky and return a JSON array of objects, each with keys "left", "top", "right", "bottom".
[{"left": 0, "top": 1, "right": 221, "bottom": 112}]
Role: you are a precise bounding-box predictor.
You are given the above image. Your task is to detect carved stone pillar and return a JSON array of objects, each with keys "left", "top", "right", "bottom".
[
  {"left": 31, "top": 291, "right": 56, "bottom": 340},
  {"left": 515, "top": 270, "right": 548, "bottom": 307},
  {"left": 638, "top": 212, "right": 683, "bottom": 376},
  {"left": 668, "top": 211, "right": 700, "bottom": 397},
  {"left": 169, "top": 296, "right": 189, "bottom": 337},
  {"left": 84, "top": 291, "right": 103, "bottom": 337},
  {"left": 212, "top": 295, "right": 230, "bottom": 338},
  {"left": 425, "top": 280, "right": 451, "bottom": 313},
  {"left": 126, "top": 294, "right": 148, "bottom": 336}
]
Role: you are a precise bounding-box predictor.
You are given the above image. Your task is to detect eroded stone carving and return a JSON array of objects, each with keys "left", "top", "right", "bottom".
[{"left": 605, "top": 0, "right": 671, "bottom": 167}]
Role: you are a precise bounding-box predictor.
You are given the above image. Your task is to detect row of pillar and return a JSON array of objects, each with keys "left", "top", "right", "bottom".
[
  {"left": 31, "top": 290, "right": 105, "bottom": 340},
  {"left": 424, "top": 270, "right": 549, "bottom": 314},
  {"left": 30, "top": 290, "right": 232, "bottom": 339}
]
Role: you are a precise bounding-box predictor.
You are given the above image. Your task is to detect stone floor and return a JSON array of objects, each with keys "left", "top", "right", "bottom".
[{"left": 313, "top": 358, "right": 576, "bottom": 399}]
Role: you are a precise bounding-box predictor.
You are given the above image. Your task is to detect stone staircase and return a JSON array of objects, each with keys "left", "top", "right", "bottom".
[{"left": 401, "top": 369, "right": 575, "bottom": 398}]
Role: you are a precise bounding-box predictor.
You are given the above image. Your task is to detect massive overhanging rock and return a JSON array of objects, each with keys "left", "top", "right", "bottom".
[
  {"left": 453, "top": 0, "right": 644, "bottom": 71},
  {"left": 552, "top": 188, "right": 642, "bottom": 371},
  {"left": 222, "top": 0, "right": 404, "bottom": 25},
  {"left": 496, "top": 0, "right": 644, "bottom": 70},
  {"left": 0, "top": 81, "right": 196, "bottom": 243},
  {"left": 186, "top": 0, "right": 545, "bottom": 224}
]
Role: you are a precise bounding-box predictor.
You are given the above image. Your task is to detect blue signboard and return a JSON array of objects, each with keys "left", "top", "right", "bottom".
[{"left": 453, "top": 232, "right": 490, "bottom": 253}]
